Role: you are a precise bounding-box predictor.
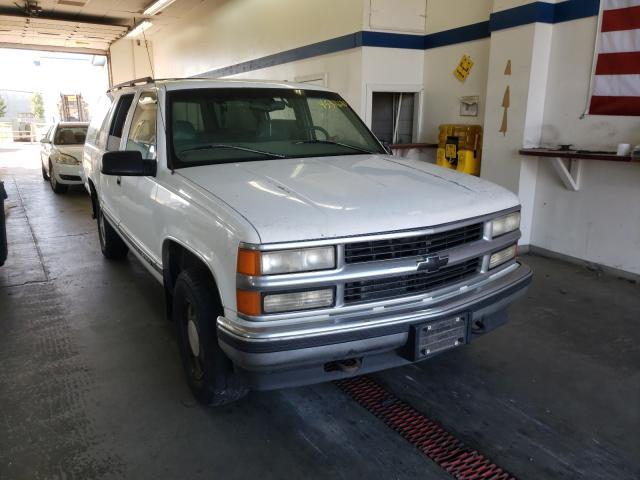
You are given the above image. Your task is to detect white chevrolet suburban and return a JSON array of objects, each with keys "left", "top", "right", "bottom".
[{"left": 83, "top": 78, "right": 531, "bottom": 406}]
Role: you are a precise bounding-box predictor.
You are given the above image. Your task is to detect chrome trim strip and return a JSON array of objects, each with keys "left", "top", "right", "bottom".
[{"left": 219, "top": 262, "right": 530, "bottom": 342}]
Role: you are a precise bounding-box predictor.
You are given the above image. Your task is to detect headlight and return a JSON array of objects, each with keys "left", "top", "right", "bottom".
[
  {"left": 263, "top": 289, "right": 334, "bottom": 313},
  {"left": 237, "top": 246, "right": 335, "bottom": 275},
  {"left": 491, "top": 211, "right": 520, "bottom": 238},
  {"left": 55, "top": 153, "right": 79, "bottom": 165},
  {"left": 489, "top": 244, "right": 517, "bottom": 269}
]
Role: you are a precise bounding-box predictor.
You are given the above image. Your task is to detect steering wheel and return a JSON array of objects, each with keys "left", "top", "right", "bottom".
[{"left": 309, "top": 125, "right": 330, "bottom": 140}]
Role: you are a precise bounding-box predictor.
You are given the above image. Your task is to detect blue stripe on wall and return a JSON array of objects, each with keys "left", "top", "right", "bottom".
[
  {"left": 423, "top": 21, "right": 491, "bottom": 49},
  {"left": 197, "top": 0, "right": 600, "bottom": 78}
]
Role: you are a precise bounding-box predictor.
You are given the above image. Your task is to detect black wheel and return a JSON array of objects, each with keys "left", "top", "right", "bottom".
[
  {"left": 97, "top": 206, "right": 128, "bottom": 260},
  {"left": 49, "top": 161, "right": 68, "bottom": 194},
  {"left": 173, "top": 268, "right": 248, "bottom": 406},
  {"left": 41, "top": 163, "right": 49, "bottom": 181}
]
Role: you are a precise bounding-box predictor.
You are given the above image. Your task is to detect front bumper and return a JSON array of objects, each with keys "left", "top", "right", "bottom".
[
  {"left": 217, "top": 261, "right": 532, "bottom": 390},
  {"left": 53, "top": 163, "right": 83, "bottom": 185}
]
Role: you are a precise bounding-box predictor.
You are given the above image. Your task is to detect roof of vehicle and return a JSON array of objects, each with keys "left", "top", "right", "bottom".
[
  {"left": 55, "top": 121, "right": 89, "bottom": 127},
  {"left": 108, "top": 76, "right": 331, "bottom": 94}
]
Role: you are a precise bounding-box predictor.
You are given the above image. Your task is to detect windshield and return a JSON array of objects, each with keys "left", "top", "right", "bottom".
[
  {"left": 54, "top": 125, "right": 87, "bottom": 145},
  {"left": 167, "top": 88, "right": 385, "bottom": 168}
]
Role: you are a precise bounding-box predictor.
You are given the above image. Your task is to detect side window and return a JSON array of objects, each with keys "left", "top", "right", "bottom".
[
  {"left": 106, "top": 94, "right": 134, "bottom": 151},
  {"left": 126, "top": 91, "right": 157, "bottom": 160},
  {"left": 86, "top": 95, "right": 112, "bottom": 146}
]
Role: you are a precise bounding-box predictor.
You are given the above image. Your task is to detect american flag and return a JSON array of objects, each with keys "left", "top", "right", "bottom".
[{"left": 589, "top": 0, "right": 640, "bottom": 116}]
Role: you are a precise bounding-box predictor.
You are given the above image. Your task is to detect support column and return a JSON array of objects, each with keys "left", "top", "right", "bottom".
[{"left": 481, "top": 4, "right": 554, "bottom": 246}]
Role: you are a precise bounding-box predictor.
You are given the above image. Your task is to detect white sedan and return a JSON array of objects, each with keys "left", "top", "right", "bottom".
[{"left": 41, "top": 122, "right": 88, "bottom": 193}]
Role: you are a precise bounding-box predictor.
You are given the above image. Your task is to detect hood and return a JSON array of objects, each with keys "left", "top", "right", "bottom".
[
  {"left": 178, "top": 154, "right": 519, "bottom": 244},
  {"left": 55, "top": 144, "right": 84, "bottom": 160}
]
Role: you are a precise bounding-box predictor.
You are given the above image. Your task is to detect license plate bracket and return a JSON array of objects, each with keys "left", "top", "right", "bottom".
[{"left": 402, "top": 315, "right": 468, "bottom": 361}]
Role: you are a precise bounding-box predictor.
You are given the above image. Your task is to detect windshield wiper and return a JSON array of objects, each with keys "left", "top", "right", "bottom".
[
  {"left": 293, "top": 139, "right": 376, "bottom": 155},
  {"left": 179, "top": 144, "right": 286, "bottom": 159}
]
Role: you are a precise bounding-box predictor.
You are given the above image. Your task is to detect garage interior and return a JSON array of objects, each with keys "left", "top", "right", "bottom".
[{"left": 0, "top": 1, "right": 638, "bottom": 479}]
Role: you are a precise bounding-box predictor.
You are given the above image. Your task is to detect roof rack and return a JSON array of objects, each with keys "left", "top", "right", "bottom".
[{"left": 108, "top": 76, "right": 154, "bottom": 93}]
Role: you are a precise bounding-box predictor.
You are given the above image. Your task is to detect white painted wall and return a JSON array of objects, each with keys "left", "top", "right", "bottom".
[
  {"left": 531, "top": 16, "right": 640, "bottom": 275},
  {"left": 150, "top": 0, "right": 364, "bottom": 79},
  {"left": 425, "top": 0, "right": 492, "bottom": 34},
  {"left": 422, "top": 39, "right": 490, "bottom": 143},
  {"left": 109, "top": 38, "right": 154, "bottom": 85}
]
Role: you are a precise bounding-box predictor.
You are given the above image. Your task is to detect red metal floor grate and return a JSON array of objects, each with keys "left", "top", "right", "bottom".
[{"left": 335, "top": 375, "right": 517, "bottom": 480}]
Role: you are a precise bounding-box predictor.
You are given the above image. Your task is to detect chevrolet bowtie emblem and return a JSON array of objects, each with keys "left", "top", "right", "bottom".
[{"left": 416, "top": 254, "right": 449, "bottom": 273}]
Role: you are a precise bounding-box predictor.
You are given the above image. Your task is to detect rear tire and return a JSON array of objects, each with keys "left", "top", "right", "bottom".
[
  {"left": 97, "top": 206, "right": 128, "bottom": 260},
  {"left": 173, "top": 268, "right": 248, "bottom": 406},
  {"left": 49, "top": 162, "right": 68, "bottom": 194}
]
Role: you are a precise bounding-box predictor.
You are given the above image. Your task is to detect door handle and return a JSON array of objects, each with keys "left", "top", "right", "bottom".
[{"left": 116, "top": 176, "right": 121, "bottom": 186}]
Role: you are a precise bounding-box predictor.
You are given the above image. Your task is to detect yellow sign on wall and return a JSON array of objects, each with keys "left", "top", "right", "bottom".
[{"left": 454, "top": 54, "right": 474, "bottom": 82}]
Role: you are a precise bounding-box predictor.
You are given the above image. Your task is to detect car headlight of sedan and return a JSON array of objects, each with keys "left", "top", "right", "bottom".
[
  {"left": 491, "top": 211, "right": 520, "bottom": 238},
  {"left": 54, "top": 153, "right": 80, "bottom": 165}
]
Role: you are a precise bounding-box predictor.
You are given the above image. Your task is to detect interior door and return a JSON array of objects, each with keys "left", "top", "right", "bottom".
[{"left": 118, "top": 89, "right": 161, "bottom": 268}]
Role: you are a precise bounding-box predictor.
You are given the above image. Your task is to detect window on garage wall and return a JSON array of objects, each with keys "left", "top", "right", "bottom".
[{"left": 371, "top": 92, "right": 416, "bottom": 144}]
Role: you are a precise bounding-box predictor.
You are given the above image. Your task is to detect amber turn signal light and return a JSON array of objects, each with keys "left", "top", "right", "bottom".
[
  {"left": 237, "top": 248, "right": 261, "bottom": 276},
  {"left": 236, "top": 289, "right": 261, "bottom": 316}
]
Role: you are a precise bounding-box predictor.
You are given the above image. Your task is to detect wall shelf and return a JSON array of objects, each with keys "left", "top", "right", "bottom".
[{"left": 519, "top": 148, "right": 636, "bottom": 192}]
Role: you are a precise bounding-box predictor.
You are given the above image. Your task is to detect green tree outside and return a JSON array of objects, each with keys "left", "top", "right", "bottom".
[
  {"left": 31, "top": 92, "right": 44, "bottom": 119},
  {"left": 0, "top": 96, "right": 6, "bottom": 118}
]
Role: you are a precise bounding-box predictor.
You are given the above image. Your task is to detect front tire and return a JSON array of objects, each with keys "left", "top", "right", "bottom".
[
  {"left": 97, "top": 206, "right": 128, "bottom": 260},
  {"left": 41, "top": 163, "right": 49, "bottom": 181},
  {"left": 173, "top": 268, "right": 248, "bottom": 406},
  {"left": 49, "top": 161, "right": 68, "bottom": 194}
]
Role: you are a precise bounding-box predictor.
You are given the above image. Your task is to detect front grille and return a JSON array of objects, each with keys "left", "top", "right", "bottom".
[
  {"left": 344, "top": 223, "right": 483, "bottom": 264},
  {"left": 59, "top": 174, "right": 81, "bottom": 181},
  {"left": 344, "top": 258, "right": 480, "bottom": 305}
]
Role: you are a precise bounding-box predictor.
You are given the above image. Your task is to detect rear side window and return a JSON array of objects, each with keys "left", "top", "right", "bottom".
[{"left": 106, "top": 94, "right": 134, "bottom": 151}]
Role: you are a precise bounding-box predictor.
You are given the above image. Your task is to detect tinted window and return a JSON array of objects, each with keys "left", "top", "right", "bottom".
[
  {"left": 106, "top": 94, "right": 134, "bottom": 151},
  {"left": 126, "top": 91, "right": 157, "bottom": 160},
  {"left": 53, "top": 125, "right": 87, "bottom": 145},
  {"left": 168, "top": 88, "right": 383, "bottom": 168}
]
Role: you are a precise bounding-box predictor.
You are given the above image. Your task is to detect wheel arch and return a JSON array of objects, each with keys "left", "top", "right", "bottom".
[{"left": 162, "top": 238, "right": 224, "bottom": 307}]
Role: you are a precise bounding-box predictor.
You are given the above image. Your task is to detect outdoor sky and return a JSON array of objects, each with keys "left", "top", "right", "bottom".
[{"left": 0, "top": 48, "right": 109, "bottom": 123}]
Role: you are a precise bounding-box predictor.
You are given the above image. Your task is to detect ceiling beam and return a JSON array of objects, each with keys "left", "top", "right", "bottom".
[
  {"left": 0, "top": 6, "right": 132, "bottom": 28},
  {"left": 0, "top": 41, "right": 107, "bottom": 55}
]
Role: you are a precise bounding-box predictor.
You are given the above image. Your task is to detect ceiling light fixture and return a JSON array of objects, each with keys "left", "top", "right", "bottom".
[
  {"left": 143, "top": 0, "right": 177, "bottom": 16},
  {"left": 126, "top": 20, "right": 153, "bottom": 38}
]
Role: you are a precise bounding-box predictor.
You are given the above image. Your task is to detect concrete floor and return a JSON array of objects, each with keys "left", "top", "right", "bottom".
[{"left": 1, "top": 143, "right": 638, "bottom": 479}]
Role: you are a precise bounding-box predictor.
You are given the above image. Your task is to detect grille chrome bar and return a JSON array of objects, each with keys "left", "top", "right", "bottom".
[
  {"left": 345, "top": 223, "right": 483, "bottom": 264},
  {"left": 344, "top": 258, "right": 480, "bottom": 305}
]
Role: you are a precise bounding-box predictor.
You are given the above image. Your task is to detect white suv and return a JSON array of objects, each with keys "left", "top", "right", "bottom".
[{"left": 83, "top": 78, "right": 531, "bottom": 406}]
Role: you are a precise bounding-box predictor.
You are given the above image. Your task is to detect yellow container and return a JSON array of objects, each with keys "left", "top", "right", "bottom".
[
  {"left": 436, "top": 147, "right": 452, "bottom": 168},
  {"left": 436, "top": 124, "right": 482, "bottom": 176},
  {"left": 456, "top": 149, "right": 480, "bottom": 175}
]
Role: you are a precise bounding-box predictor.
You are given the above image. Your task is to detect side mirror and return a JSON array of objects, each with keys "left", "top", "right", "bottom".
[
  {"left": 41, "top": 137, "right": 49, "bottom": 144},
  {"left": 382, "top": 141, "right": 393, "bottom": 155},
  {"left": 101, "top": 150, "right": 157, "bottom": 177}
]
